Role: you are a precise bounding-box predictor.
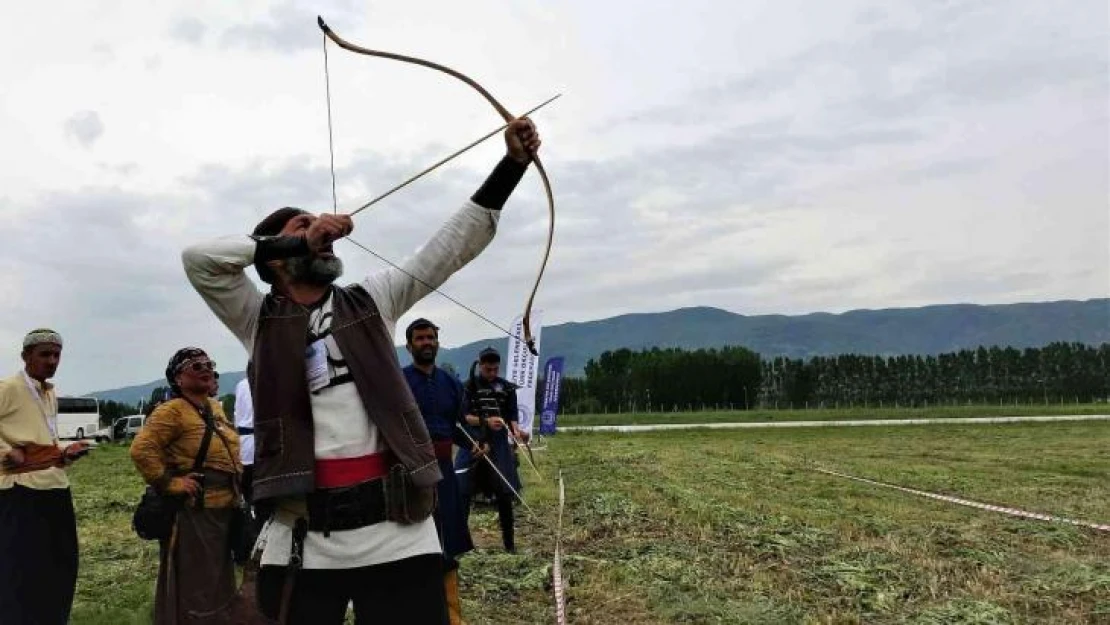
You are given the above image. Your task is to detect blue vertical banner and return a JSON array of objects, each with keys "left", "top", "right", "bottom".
[{"left": 539, "top": 356, "right": 565, "bottom": 435}]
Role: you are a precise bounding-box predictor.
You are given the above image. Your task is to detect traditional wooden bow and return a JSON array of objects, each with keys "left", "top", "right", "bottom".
[{"left": 318, "top": 16, "right": 553, "bottom": 356}]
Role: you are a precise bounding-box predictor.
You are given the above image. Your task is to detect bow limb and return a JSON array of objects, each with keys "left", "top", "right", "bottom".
[
  {"left": 513, "top": 430, "right": 543, "bottom": 480},
  {"left": 317, "top": 16, "right": 553, "bottom": 355},
  {"left": 521, "top": 165, "right": 554, "bottom": 356}
]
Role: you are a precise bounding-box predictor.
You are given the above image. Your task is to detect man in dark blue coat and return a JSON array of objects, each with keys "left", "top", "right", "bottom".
[
  {"left": 454, "top": 346, "right": 525, "bottom": 553},
  {"left": 403, "top": 318, "right": 477, "bottom": 625}
]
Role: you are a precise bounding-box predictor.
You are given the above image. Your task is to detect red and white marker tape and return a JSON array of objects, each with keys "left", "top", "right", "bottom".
[
  {"left": 553, "top": 470, "right": 568, "bottom": 625},
  {"left": 814, "top": 467, "right": 1110, "bottom": 532}
]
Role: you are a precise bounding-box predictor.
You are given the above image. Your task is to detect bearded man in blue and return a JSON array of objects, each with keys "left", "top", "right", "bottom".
[{"left": 402, "top": 318, "right": 477, "bottom": 625}]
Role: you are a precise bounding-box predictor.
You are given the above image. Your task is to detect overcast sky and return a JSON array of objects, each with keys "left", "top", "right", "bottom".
[{"left": 1, "top": 0, "right": 1106, "bottom": 395}]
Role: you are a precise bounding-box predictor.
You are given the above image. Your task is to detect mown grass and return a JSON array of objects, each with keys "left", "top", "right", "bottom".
[
  {"left": 67, "top": 421, "right": 1108, "bottom": 624},
  {"left": 557, "top": 403, "right": 1109, "bottom": 427}
]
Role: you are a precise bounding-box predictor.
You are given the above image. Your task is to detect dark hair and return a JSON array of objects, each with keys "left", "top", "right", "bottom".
[
  {"left": 405, "top": 317, "right": 439, "bottom": 343},
  {"left": 478, "top": 346, "right": 500, "bottom": 363},
  {"left": 252, "top": 207, "right": 309, "bottom": 284}
]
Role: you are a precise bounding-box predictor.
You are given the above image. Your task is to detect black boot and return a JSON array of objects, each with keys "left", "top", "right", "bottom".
[{"left": 497, "top": 495, "right": 515, "bottom": 553}]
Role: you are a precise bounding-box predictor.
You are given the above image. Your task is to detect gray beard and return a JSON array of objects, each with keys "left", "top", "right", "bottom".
[{"left": 286, "top": 254, "right": 344, "bottom": 286}]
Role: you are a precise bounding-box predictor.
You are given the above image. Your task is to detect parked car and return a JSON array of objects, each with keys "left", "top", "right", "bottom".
[
  {"left": 112, "top": 414, "right": 146, "bottom": 441},
  {"left": 92, "top": 426, "right": 113, "bottom": 443}
]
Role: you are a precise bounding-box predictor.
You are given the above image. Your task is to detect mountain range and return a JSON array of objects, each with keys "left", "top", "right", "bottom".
[{"left": 87, "top": 298, "right": 1109, "bottom": 404}]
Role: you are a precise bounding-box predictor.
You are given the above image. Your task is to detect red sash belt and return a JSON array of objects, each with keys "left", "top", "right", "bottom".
[
  {"left": 433, "top": 440, "right": 453, "bottom": 461},
  {"left": 315, "top": 452, "right": 389, "bottom": 489}
]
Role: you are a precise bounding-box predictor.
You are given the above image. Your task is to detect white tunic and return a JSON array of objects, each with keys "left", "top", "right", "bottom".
[
  {"left": 233, "top": 378, "right": 254, "bottom": 467},
  {"left": 182, "top": 200, "right": 500, "bottom": 569}
]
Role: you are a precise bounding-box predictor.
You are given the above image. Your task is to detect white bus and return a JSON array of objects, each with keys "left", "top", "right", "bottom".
[{"left": 56, "top": 396, "right": 100, "bottom": 440}]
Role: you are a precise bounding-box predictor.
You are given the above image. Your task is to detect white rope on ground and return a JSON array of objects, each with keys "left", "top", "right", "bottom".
[
  {"left": 553, "top": 470, "right": 568, "bottom": 625},
  {"left": 813, "top": 467, "right": 1110, "bottom": 532},
  {"left": 561, "top": 414, "right": 1110, "bottom": 433}
]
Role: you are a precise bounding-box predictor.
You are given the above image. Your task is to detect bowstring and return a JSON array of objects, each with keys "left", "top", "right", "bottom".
[
  {"left": 344, "top": 236, "right": 527, "bottom": 345},
  {"left": 323, "top": 31, "right": 339, "bottom": 214}
]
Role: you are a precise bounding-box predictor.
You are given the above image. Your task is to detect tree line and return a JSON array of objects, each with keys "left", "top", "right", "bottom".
[
  {"left": 95, "top": 341, "right": 1109, "bottom": 423},
  {"left": 541, "top": 342, "right": 1110, "bottom": 413},
  {"left": 96, "top": 386, "right": 236, "bottom": 427}
]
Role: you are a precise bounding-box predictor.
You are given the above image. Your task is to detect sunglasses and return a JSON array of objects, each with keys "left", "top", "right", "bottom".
[{"left": 178, "top": 359, "right": 216, "bottom": 374}]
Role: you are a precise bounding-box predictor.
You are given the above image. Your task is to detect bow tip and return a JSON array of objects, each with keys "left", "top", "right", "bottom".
[
  {"left": 526, "top": 339, "right": 538, "bottom": 357},
  {"left": 317, "top": 15, "right": 330, "bottom": 31}
]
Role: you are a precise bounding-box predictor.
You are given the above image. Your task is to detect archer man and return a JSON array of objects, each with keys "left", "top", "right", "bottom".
[{"left": 182, "top": 118, "right": 541, "bottom": 624}]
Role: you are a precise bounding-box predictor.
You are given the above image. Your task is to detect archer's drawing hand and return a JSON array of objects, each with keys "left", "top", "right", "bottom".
[
  {"left": 487, "top": 416, "right": 506, "bottom": 431},
  {"left": 506, "top": 118, "right": 541, "bottom": 164},
  {"left": 306, "top": 214, "right": 354, "bottom": 253}
]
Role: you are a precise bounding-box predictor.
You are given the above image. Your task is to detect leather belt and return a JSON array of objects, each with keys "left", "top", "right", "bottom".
[
  {"left": 304, "top": 478, "right": 389, "bottom": 535},
  {"left": 201, "top": 469, "right": 235, "bottom": 489},
  {"left": 285, "top": 452, "right": 396, "bottom": 535}
]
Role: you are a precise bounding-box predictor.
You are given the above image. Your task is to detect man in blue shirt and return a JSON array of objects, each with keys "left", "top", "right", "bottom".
[{"left": 403, "top": 318, "right": 478, "bottom": 625}]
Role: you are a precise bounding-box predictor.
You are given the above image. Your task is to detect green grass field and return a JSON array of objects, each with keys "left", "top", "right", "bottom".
[
  {"left": 557, "top": 402, "right": 1109, "bottom": 427},
  {"left": 66, "top": 419, "right": 1108, "bottom": 624}
]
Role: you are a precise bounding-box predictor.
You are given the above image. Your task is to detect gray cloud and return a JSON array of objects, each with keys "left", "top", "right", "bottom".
[
  {"left": 90, "top": 43, "right": 114, "bottom": 64},
  {"left": 215, "top": 1, "right": 361, "bottom": 54},
  {"left": 169, "top": 17, "right": 206, "bottom": 45},
  {"left": 63, "top": 111, "right": 104, "bottom": 148},
  {"left": 894, "top": 265, "right": 1060, "bottom": 305},
  {"left": 895, "top": 157, "right": 988, "bottom": 184},
  {"left": 607, "top": 0, "right": 1108, "bottom": 142},
  {"left": 98, "top": 162, "right": 139, "bottom": 176}
]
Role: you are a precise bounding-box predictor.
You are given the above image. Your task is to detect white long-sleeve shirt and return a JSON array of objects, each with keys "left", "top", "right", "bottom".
[
  {"left": 233, "top": 378, "right": 254, "bottom": 467},
  {"left": 182, "top": 200, "right": 500, "bottom": 569}
]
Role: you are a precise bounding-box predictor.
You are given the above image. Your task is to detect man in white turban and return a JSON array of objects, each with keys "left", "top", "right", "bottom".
[{"left": 0, "top": 329, "right": 89, "bottom": 624}]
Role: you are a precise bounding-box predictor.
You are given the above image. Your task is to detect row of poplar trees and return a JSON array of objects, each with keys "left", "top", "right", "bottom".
[
  {"left": 551, "top": 342, "right": 1110, "bottom": 413},
  {"left": 100, "top": 342, "right": 1109, "bottom": 422}
]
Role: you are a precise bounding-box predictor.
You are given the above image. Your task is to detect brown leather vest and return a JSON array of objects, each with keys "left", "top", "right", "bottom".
[{"left": 248, "top": 284, "right": 441, "bottom": 508}]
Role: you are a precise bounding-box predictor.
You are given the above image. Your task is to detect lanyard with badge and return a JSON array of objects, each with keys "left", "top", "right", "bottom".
[
  {"left": 304, "top": 295, "right": 337, "bottom": 392},
  {"left": 21, "top": 371, "right": 58, "bottom": 441},
  {"left": 305, "top": 301, "right": 332, "bottom": 393},
  {"left": 305, "top": 338, "right": 330, "bottom": 392}
]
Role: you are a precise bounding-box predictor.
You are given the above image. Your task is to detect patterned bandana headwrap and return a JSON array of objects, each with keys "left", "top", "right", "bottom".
[
  {"left": 165, "top": 347, "right": 211, "bottom": 394},
  {"left": 23, "top": 328, "right": 63, "bottom": 349}
]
